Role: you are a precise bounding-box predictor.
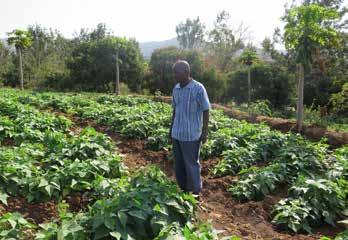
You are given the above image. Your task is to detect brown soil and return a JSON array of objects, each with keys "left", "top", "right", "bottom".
[
  {"left": 0, "top": 197, "right": 58, "bottom": 224},
  {"left": 1, "top": 137, "right": 15, "bottom": 146},
  {"left": 152, "top": 96, "right": 348, "bottom": 148}
]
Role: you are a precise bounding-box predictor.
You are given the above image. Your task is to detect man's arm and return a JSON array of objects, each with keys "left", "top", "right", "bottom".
[
  {"left": 169, "top": 109, "right": 175, "bottom": 141},
  {"left": 200, "top": 110, "right": 209, "bottom": 144},
  {"left": 198, "top": 84, "right": 210, "bottom": 144}
]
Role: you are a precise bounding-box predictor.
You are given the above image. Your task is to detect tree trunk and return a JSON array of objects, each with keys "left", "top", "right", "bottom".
[
  {"left": 247, "top": 66, "right": 251, "bottom": 106},
  {"left": 115, "top": 52, "right": 120, "bottom": 95},
  {"left": 18, "top": 48, "right": 24, "bottom": 90},
  {"left": 297, "top": 63, "right": 305, "bottom": 132}
]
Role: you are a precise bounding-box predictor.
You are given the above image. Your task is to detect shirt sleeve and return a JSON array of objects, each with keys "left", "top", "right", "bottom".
[
  {"left": 172, "top": 90, "right": 176, "bottom": 109},
  {"left": 198, "top": 85, "right": 211, "bottom": 112}
]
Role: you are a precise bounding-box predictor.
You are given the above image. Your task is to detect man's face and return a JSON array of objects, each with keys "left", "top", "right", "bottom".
[{"left": 173, "top": 68, "right": 188, "bottom": 84}]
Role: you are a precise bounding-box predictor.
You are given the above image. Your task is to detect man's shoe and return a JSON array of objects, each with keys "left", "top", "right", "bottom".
[{"left": 192, "top": 193, "right": 200, "bottom": 202}]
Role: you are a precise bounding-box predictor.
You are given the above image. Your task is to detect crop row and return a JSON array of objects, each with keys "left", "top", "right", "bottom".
[
  {"left": 1, "top": 89, "right": 347, "bottom": 235},
  {"left": 0, "top": 90, "right": 237, "bottom": 239}
]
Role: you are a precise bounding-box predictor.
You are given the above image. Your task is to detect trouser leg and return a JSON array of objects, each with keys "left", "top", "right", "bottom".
[
  {"left": 179, "top": 140, "right": 202, "bottom": 194},
  {"left": 172, "top": 139, "right": 187, "bottom": 192}
]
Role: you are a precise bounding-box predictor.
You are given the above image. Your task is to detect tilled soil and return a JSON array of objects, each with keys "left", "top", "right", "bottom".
[{"left": 0, "top": 197, "right": 58, "bottom": 224}]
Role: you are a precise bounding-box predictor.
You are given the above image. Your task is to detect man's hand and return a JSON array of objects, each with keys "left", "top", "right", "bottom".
[
  {"left": 201, "top": 110, "right": 209, "bottom": 145},
  {"left": 168, "top": 131, "right": 172, "bottom": 143},
  {"left": 169, "top": 110, "right": 175, "bottom": 144},
  {"left": 200, "top": 129, "right": 208, "bottom": 144}
]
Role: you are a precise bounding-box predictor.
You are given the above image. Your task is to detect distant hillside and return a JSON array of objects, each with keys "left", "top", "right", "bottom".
[
  {"left": 139, "top": 37, "right": 179, "bottom": 59},
  {"left": 0, "top": 39, "right": 7, "bottom": 46}
]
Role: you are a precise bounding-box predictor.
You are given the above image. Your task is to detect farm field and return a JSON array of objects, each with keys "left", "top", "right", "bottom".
[{"left": 0, "top": 88, "right": 347, "bottom": 240}]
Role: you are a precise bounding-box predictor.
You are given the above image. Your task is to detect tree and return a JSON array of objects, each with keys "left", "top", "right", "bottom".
[
  {"left": 227, "top": 64, "right": 292, "bottom": 108},
  {"left": 0, "top": 41, "right": 12, "bottom": 84},
  {"left": 148, "top": 47, "right": 204, "bottom": 94},
  {"left": 114, "top": 51, "right": 120, "bottom": 95},
  {"left": 282, "top": 3, "right": 341, "bottom": 131},
  {"left": 21, "top": 25, "right": 72, "bottom": 88},
  {"left": 111, "top": 38, "right": 124, "bottom": 95},
  {"left": 7, "top": 29, "right": 32, "bottom": 90},
  {"left": 176, "top": 17, "right": 205, "bottom": 49},
  {"left": 329, "top": 82, "right": 348, "bottom": 116},
  {"left": 199, "top": 68, "right": 227, "bottom": 102},
  {"left": 68, "top": 36, "right": 144, "bottom": 92},
  {"left": 207, "top": 10, "right": 246, "bottom": 71},
  {"left": 239, "top": 46, "right": 258, "bottom": 105}
]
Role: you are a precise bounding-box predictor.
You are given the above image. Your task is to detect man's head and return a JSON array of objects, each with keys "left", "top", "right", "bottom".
[{"left": 172, "top": 60, "right": 190, "bottom": 85}]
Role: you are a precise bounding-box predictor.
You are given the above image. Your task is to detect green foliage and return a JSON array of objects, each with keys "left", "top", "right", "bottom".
[
  {"left": 0, "top": 91, "right": 124, "bottom": 202},
  {"left": 155, "top": 222, "right": 239, "bottom": 240},
  {"left": 35, "top": 202, "right": 87, "bottom": 240},
  {"left": 205, "top": 119, "right": 286, "bottom": 175},
  {"left": 226, "top": 64, "right": 292, "bottom": 107},
  {"left": 0, "top": 212, "right": 35, "bottom": 239},
  {"left": 239, "top": 47, "right": 258, "bottom": 66},
  {"left": 1, "top": 88, "right": 346, "bottom": 238},
  {"left": 248, "top": 100, "right": 273, "bottom": 116},
  {"left": 282, "top": 3, "right": 341, "bottom": 66},
  {"left": 147, "top": 47, "right": 204, "bottom": 95},
  {"left": 7, "top": 29, "right": 33, "bottom": 50},
  {"left": 86, "top": 166, "right": 195, "bottom": 239},
  {"left": 212, "top": 147, "right": 256, "bottom": 176},
  {"left": 330, "top": 82, "right": 348, "bottom": 115},
  {"left": 272, "top": 198, "right": 314, "bottom": 233},
  {"left": 272, "top": 177, "right": 346, "bottom": 233},
  {"left": 0, "top": 42, "right": 13, "bottom": 85},
  {"left": 229, "top": 164, "right": 286, "bottom": 201},
  {"left": 67, "top": 35, "right": 145, "bottom": 92},
  {"left": 176, "top": 17, "right": 205, "bottom": 49},
  {"left": 229, "top": 134, "right": 329, "bottom": 202},
  {"left": 207, "top": 10, "right": 244, "bottom": 71},
  {"left": 199, "top": 68, "right": 227, "bottom": 102},
  {"left": 35, "top": 167, "right": 198, "bottom": 240}
]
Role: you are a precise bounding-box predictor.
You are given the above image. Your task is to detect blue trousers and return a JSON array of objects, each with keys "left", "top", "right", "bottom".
[{"left": 172, "top": 138, "right": 202, "bottom": 194}]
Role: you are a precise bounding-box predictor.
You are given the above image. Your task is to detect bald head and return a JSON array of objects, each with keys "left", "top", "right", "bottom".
[
  {"left": 172, "top": 60, "right": 190, "bottom": 74},
  {"left": 173, "top": 60, "right": 191, "bottom": 85}
]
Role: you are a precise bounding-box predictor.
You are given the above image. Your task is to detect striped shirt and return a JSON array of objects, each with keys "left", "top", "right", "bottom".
[{"left": 171, "top": 79, "right": 211, "bottom": 141}]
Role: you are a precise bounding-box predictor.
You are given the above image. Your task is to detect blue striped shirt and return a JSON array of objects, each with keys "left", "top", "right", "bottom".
[{"left": 171, "top": 79, "right": 211, "bottom": 141}]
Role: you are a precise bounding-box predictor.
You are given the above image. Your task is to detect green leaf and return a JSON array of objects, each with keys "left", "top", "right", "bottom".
[
  {"left": 38, "top": 178, "right": 49, "bottom": 187},
  {"left": 110, "top": 231, "right": 122, "bottom": 239},
  {"left": 0, "top": 192, "right": 9, "bottom": 205},
  {"left": 128, "top": 210, "right": 147, "bottom": 220},
  {"left": 45, "top": 185, "right": 52, "bottom": 197},
  {"left": 71, "top": 179, "right": 77, "bottom": 188},
  {"left": 118, "top": 211, "right": 128, "bottom": 227},
  {"left": 105, "top": 216, "right": 116, "bottom": 230}
]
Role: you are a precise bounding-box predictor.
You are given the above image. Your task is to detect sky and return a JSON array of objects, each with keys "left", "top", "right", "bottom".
[{"left": 0, "top": 0, "right": 303, "bottom": 45}]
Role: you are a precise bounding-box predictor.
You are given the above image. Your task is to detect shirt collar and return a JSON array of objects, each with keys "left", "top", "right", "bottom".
[{"left": 175, "top": 79, "right": 195, "bottom": 89}]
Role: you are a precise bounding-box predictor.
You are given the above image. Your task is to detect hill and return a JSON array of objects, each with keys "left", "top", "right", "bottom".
[{"left": 139, "top": 37, "right": 179, "bottom": 59}]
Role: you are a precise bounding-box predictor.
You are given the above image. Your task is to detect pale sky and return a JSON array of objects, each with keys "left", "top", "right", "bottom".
[{"left": 0, "top": 0, "right": 309, "bottom": 45}]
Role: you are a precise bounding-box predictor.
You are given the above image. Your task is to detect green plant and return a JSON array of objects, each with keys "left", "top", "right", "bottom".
[
  {"left": 229, "top": 164, "right": 286, "bottom": 201},
  {"left": 155, "top": 221, "right": 239, "bottom": 240},
  {"left": 272, "top": 198, "right": 314, "bottom": 233},
  {"left": 0, "top": 212, "right": 35, "bottom": 239},
  {"left": 248, "top": 100, "right": 273, "bottom": 116},
  {"left": 87, "top": 166, "right": 196, "bottom": 239},
  {"left": 272, "top": 177, "right": 346, "bottom": 233}
]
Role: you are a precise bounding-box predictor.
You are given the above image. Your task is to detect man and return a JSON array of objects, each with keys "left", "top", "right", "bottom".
[{"left": 169, "top": 60, "right": 210, "bottom": 199}]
